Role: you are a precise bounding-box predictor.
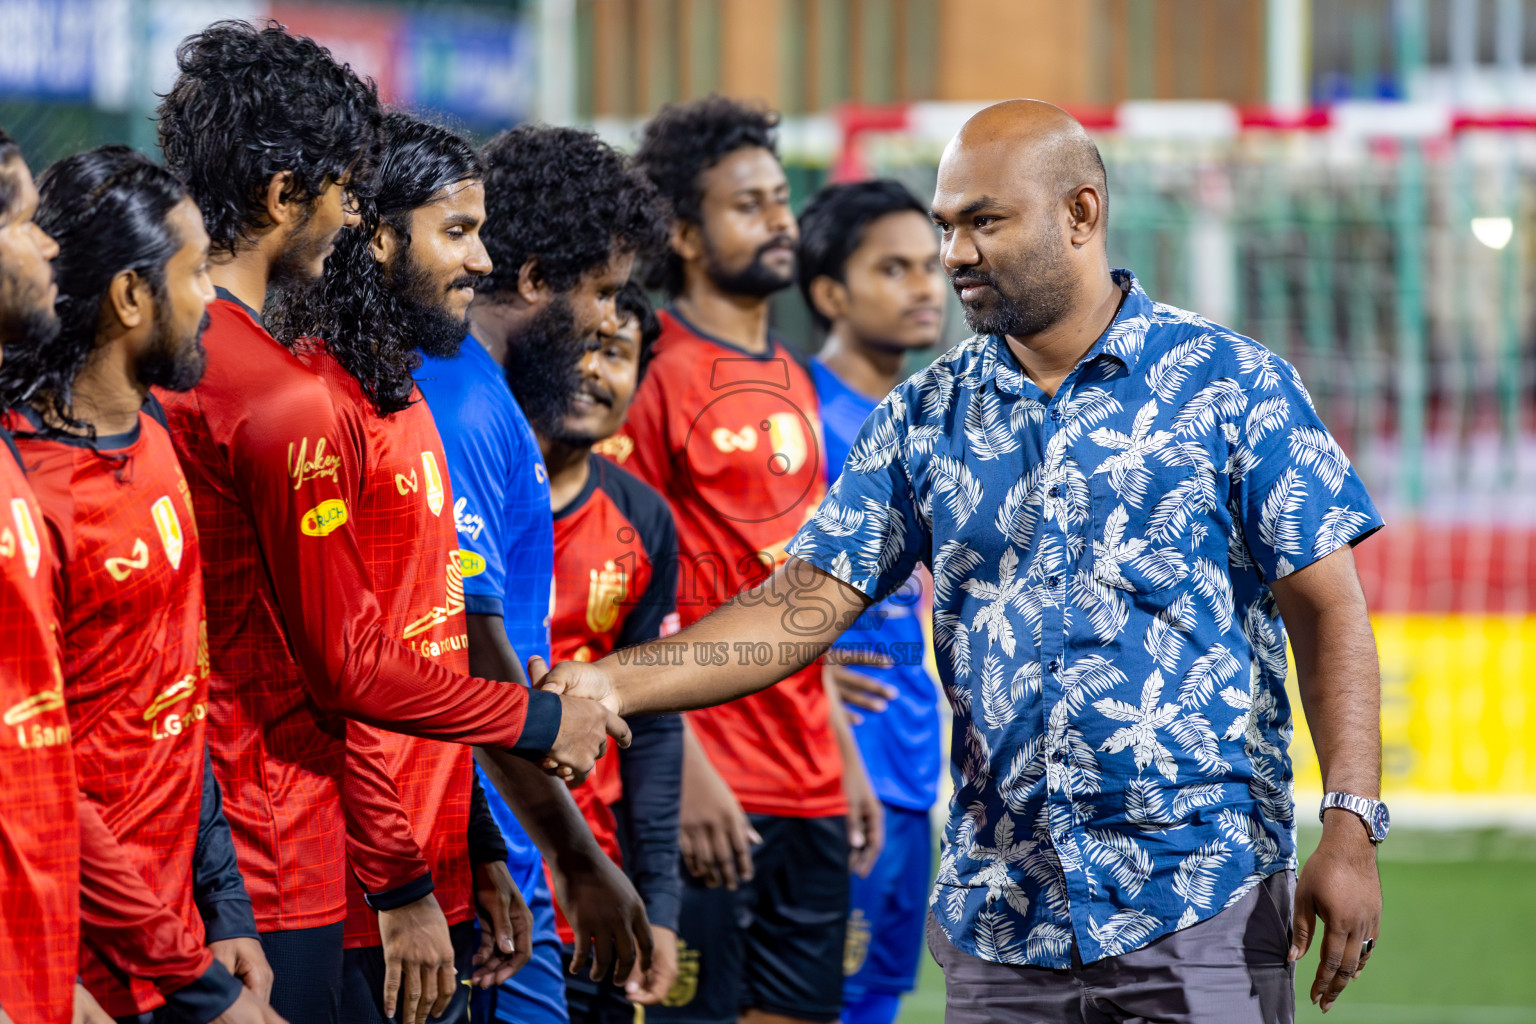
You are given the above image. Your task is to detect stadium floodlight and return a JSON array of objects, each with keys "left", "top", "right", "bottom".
[{"left": 1471, "top": 216, "right": 1514, "bottom": 250}]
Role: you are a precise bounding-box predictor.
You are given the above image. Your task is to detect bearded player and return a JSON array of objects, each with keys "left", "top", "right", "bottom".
[
  {"left": 414, "top": 124, "right": 662, "bottom": 1024},
  {"left": 797, "top": 181, "right": 947, "bottom": 1024},
  {"left": 155, "top": 24, "right": 622, "bottom": 1024},
  {"left": 538, "top": 283, "right": 683, "bottom": 1021},
  {"left": 2, "top": 145, "right": 284, "bottom": 1024},
  {"left": 605, "top": 96, "right": 880, "bottom": 1024},
  {"left": 0, "top": 124, "right": 78, "bottom": 1024},
  {"left": 265, "top": 112, "right": 587, "bottom": 1024}
]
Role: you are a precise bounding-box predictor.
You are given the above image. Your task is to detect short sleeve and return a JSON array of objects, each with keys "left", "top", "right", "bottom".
[
  {"left": 1233, "top": 356, "right": 1383, "bottom": 582},
  {"left": 439, "top": 410, "right": 512, "bottom": 617},
  {"left": 787, "top": 394, "right": 928, "bottom": 603}
]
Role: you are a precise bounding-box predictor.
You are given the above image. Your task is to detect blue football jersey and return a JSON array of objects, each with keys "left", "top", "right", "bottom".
[
  {"left": 417, "top": 336, "right": 553, "bottom": 899},
  {"left": 812, "top": 358, "right": 941, "bottom": 811}
]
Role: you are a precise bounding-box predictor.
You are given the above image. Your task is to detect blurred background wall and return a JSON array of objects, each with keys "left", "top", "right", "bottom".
[{"left": 4, "top": 0, "right": 1536, "bottom": 825}]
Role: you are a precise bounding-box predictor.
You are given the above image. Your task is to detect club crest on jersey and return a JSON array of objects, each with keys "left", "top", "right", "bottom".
[
  {"left": 586, "top": 560, "right": 628, "bottom": 634},
  {"left": 151, "top": 495, "right": 184, "bottom": 569},
  {"left": 9, "top": 497, "right": 41, "bottom": 578},
  {"left": 421, "top": 451, "right": 445, "bottom": 516},
  {"left": 301, "top": 499, "right": 349, "bottom": 537},
  {"left": 663, "top": 940, "right": 701, "bottom": 1007},
  {"left": 105, "top": 538, "right": 151, "bottom": 581}
]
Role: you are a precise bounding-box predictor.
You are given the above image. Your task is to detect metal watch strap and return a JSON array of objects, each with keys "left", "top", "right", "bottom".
[{"left": 1319, "top": 792, "right": 1385, "bottom": 842}]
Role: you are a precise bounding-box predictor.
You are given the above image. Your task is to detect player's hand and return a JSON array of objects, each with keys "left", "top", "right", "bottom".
[
  {"left": 528, "top": 655, "right": 622, "bottom": 713},
  {"left": 825, "top": 662, "right": 896, "bottom": 725},
  {"left": 72, "top": 984, "right": 112, "bottom": 1024},
  {"left": 551, "top": 850, "right": 653, "bottom": 987},
  {"left": 625, "top": 924, "right": 679, "bottom": 1006},
  {"left": 377, "top": 893, "right": 457, "bottom": 1024},
  {"left": 542, "top": 695, "right": 630, "bottom": 783},
  {"left": 210, "top": 988, "right": 289, "bottom": 1024},
  {"left": 471, "top": 860, "right": 533, "bottom": 987},
  {"left": 1290, "top": 813, "right": 1381, "bottom": 1013},
  {"left": 679, "top": 740, "right": 759, "bottom": 889},
  {"left": 210, "top": 936, "right": 275, "bottom": 1003},
  {"left": 843, "top": 750, "right": 885, "bottom": 877}
]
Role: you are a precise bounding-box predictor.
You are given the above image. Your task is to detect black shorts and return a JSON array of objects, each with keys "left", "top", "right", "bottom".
[
  {"left": 649, "top": 814, "right": 849, "bottom": 1024},
  {"left": 339, "top": 918, "right": 478, "bottom": 1024},
  {"left": 261, "top": 922, "right": 346, "bottom": 1024},
  {"left": 560, "top": 944, "right": 634, "bottom": 1024}
]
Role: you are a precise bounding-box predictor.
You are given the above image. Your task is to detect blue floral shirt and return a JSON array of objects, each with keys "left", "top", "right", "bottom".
[{"left": 787, "top": 271, "right": 1382, "bottom": 967}]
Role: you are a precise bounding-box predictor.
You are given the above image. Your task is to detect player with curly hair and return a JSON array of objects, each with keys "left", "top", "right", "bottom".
[
  {"left": 606, "top": 95, "right": 882, "bottom": 1024},
  {"left": 153, "top": 24, "right": 620, "bottom": 1024},
  {"left": 414, "top": 124, "right": 666, "bottom": 1024}
]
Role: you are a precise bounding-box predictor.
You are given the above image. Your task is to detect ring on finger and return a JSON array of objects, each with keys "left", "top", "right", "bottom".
[{"left": 1360, "top": 937, "right": 1376, "bottom": 956}]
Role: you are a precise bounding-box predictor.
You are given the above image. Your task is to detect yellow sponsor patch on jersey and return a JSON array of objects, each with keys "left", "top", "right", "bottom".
[
  {"left": 457, "top": 549, "right": 487, "bottom": 578},
  {"left": 301, "top": 499, "right": 349, "bottom": 537}
]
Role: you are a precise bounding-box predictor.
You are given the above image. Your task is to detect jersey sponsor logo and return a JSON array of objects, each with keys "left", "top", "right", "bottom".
[
  {"left": 711, "top": 425, "right": 758, "bottom": 453},
  {"left": 402, "top": 553, "right": 467, "bottom": 641},
  {"left": 458, "top": 549, "right": 487, "bottom": 578},
  {"left": 421, "top": 451, "right": 445, "bottom": 517},
  {"left": 592, "top": 433, "right": 633, "bottom": 464},
  {"left": 453, "top": 497, "right": 486, "bottom": 543},
  {"left": 142, "top": 673, "right": 197, "bottom": 721},
  {"left": 5, "top": 670, "right": 70, "bottom": 750},
  {"left": 105, "top": 538, "right": 151, "bottom": 581},
  {"left": 151, "top": 495, "right": 185, "bottom": 569},
  {"left": 395, "top": 467, "right": 419, "bottom": 494},
  {"left": 535, "top": 462, "right": 548, "bottom": 485},
  {"left": 301, "top": 499, "right": 349, "bottom": 537},
  {"left": 9, "top": 498, "right": 41, "bottom": 578},
  {"left": 287, "top": 436, "right": 343, "bottom": 491}
]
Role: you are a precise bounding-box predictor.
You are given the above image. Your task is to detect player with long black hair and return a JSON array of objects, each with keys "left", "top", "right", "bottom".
[
  {"left": 2, "top": 144, "right": 282, "bottom": 1024},
  {"left": 154, "top": 23, "right": 623, "bottom": 1024}
]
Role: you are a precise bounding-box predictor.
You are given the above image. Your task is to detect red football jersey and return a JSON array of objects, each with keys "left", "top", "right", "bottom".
[
  {"left": 301, "top": 349, "right": 476, "bottom": 947},
  {"left": 604, "top": 311, "right": 845, "bottom": 817},
  {"left": 0, "top": 429, "right": 76, "bottom": 1024},
  {"left": 12, "top": 410, "right": 214, "bottom": 1016},
  {"left": 549, "top": 454, "right": 680, "bottom": 943},
  {"left": 157, "top": 294, "right": 547, "bottom": 931}
]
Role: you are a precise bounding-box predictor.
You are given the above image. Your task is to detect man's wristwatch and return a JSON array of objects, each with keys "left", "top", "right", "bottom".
[{"left": 1319, "top": 792, "right": 1390, "bottom": 843}]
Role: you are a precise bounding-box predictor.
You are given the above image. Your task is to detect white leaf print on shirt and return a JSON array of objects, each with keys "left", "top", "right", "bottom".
[
  {"left": 1315, "top": 505, "right": 1371, "bottom": 558},
  {"left": 1173, "top": 839, "right": 1230, "bottom": 909},
  {"left": 1088, "top": 909, "right": 1161, "bottom": 958},
  {"left": 931, "top": 455, "right": 984, "bottom": 527},
  {"left": 1146, "top": 333, "right": 1216, "bottom": 401},
  {"left": 1289, "top": 426, "right": 1350, "bottom": 494},
  {"left": 1095, "top": 670, "right": 1183, "bottom": 782},
  {"left": 1173, "top": 378, "right": 1246, "bottom": 438},
  {"left": 962, "top": 547, "right": 1029, "bottom": 657},
  {"left": 965, "top": 388, "right": 1021, "bottom": 460},
  {"left": 1090, "top": 400, "right": 1174, "bottom": 507}
]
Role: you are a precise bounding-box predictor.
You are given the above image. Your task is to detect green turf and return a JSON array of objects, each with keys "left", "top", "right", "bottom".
[{"left": 893, "top": 828, "right": 1536, "bottom": 1024}]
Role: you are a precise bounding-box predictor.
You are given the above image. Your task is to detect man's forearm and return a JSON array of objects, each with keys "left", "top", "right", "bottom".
[
  {"left": 473, "top": 747, "right": 607, "bottom": 872},
  {"left": 1272, "top": 548, "right": 1382, "bottom": 800},
  {"left": 607, "top": 558, "right": 873, "bottom": 716}
]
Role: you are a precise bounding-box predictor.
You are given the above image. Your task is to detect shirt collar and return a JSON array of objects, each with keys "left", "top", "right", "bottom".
[{"left": 984, "top": 269, "right": 1151, "bottom": 397}]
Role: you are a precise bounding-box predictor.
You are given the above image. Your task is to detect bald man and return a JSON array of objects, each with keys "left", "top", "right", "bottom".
[{"left": 536, "top": 100, "right": 1387, "bottom": 1024}]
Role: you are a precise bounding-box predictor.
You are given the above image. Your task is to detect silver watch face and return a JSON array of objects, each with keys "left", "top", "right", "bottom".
[{"left": 1370, "top": 802, "right": 1391, "bottom": 841}]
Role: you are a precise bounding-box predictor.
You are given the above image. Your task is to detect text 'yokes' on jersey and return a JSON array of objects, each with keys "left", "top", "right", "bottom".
[
  {"left": 9, "top": 408, "right": 216, "bottom": 1016},
  {"left": 301, "top": 347, "right": 476, "bottom": 949},
  {"left": 603, "top": 310, "right": 845, "bottom": 818},
  {"left": 0, "top": 427, "right": 77, "bottom": 1024}
]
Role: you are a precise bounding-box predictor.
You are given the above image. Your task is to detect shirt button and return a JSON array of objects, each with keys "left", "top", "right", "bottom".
[
  {"left": 1048, "top": 659, "right": 1060, "bottom": 673},
  {"left": 1048, "top": 485, "right": 1061, "bottom": 498},
  {"left": 1052, "top": 749, "right": 1067, "bottom": 763},
  {"left": 1048, "top": 575, "right": 1061, "bottom": 588},
  {"left": 1049, "top": 407, "right": 1062, "bottom": 422}
]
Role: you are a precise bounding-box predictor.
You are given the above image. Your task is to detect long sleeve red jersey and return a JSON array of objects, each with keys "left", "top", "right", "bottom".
[
  {"left": 298, "top": 348, "right": 476, "bottom": 946},
  {"left": 603, "top": 311, "right": 845, "bottom": 818},
  {"left": 0, "top": 427, "right": 77, "bottom": 1024},
  {"left": 155, "top": 293, "right": 559, "bottom": 931},
  {"left": 9, "top": 407, "right": 239, "bottom": 1018}
]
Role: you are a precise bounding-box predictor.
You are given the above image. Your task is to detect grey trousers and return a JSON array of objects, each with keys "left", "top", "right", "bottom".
[{"left": 927, "top": 871, "right": 1296, "bottom": 1024}]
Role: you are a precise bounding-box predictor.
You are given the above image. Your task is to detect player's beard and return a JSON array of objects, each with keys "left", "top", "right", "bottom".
[
  {"left": 388, "top": 245, "right": 472, "bottom": 360},
  {"left": 951, "top": 219, "right": 1074, "bottom": 338},
  {"left": 503, "top": 295, "right": 586, "bottom": 438},
  {"left": 265, "top": 207, "right": 333, "bottom": 314},
  {"left": 704, "top": 233, "right": 796, "bottom": 299},
  {"left": 137, "top": 307, "right": 210, "bottom": 392},
  {"left": 0, "top": 260, "right": 61, "bottom": 364}
]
